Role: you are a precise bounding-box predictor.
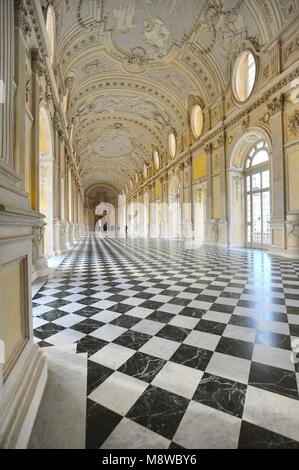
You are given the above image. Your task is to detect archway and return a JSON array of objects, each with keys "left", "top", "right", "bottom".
[
  {"left": 229, "top": 129, "right": 272, "bottom": 249},
  {"left": 39, "top": 106, "right": 54, "bottom": 258},
  {"left": 169, "top": 175, "right": 181, "bottom": 239},
  {"left": 95, "top": 202, "right": 116, "bottom": 237}
]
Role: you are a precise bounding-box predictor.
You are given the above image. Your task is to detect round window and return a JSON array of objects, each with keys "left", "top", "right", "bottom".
[
  {"left": 168, "top": 132, "right": 176, "bottom": 159},
  {"left": 191, "top": 104, "right": 203, "bottom": 139},
  {"left": 153, "top": 149, "right": 160, "bottom": 170},
  {"left": 232, "top": 51, "right": 256, "bottom": 103}
]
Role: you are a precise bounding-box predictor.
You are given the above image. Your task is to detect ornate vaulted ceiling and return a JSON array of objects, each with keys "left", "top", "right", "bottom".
[{"left": 49, "top": 0, "right": 298, "bottom": 194}]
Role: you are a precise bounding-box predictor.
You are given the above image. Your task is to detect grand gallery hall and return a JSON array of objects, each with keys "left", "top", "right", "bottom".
[{"left": 0, "top": 0, "right": 299, "bottom": 451}]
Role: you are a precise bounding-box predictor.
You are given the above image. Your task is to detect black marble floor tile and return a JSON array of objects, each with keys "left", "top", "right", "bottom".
[
  {"left": 76, "top": 336, "right": 108, "bottom": 356},
  {"left": 34, "top": 322, "right": 65, "bottom": 340},
  {"left": 139, "top": 300, "right": 164, "bottom": 310},
  {"left": 146, "top": 310, "right": 176, "bottom": 324},
  {"left": 228, "top": 314, "right": 258, "bottom": 329},
  {"left": 290, "top": 324, "right": 299, "bottom": 337},
  {"left": 109, "top": 303, "right": 134, "bottom": 314},
  {"left": 126, "top": 385, "right": 190, "bottom": 440},
  {"left": 156, "top": 324, "right": 190, "bottom": 343},
  {"left": 255, "top": 331, "right": 291, "bottom": 351},
  {"left": 77, "top": 297, "right": 99, "bottom": 306},
  {"left": 168, "top": 297, "right": 191, "bottom": 306},
  {"left": 195, "top": 319, "right": 227, "bottom": 336},
  {"left": 215, "top": 336, "right": 254, "bottom": 361},
  {"left": 134, "top": 292, "right": 154, "bottom": 299},
  {"left": 71, "top": 319, "right": 105, "bottom": 334},
  {"left": 110, "top": 314, "right": 141, "bottom": 328},
  {"left": 210, "top": 303, "right": 235, "bottom": 314},
  {"left": 178, "top": 307, "right": 206, "bottom": 319},
  {"left": 238, "top": 421, "right": 299, "bottom": 449},
  {"left": 76, "top": 306, "right": 102, "bottom": 318},
  {"left": 259, "top": 310, "right": 288, "bottom": 323},
  {"left": 193, "top": 373, "right": 247, "bottom": 418},
  {"left": 286, "top": 306, "right": 299, "bottom": 315},
  {"left": 109, "top": 295, "right": 129, "bottom": 303},
  {"left": 118, "top": 352, "right": 166, "bottom": 383},
  {"left": 87, "top": 362, "right": 114, "bottom": 395},
  {"left": 85, "top": 400, "right": 122, "bottom": 449},
  {"left": 113, "top": 330, "right": 152, "bottom": 350},
  {"left": 39, "top": 309, "right": 68, "bottom": 322},
  {"left": 249, "top": 362, "right": 298, "bottom": 400},
  {"left": 170, "top": 344, "right": 213, "bottom": 371},
  {"left": 37, "top": 340, "right": 52, "bottom": 348},
  {"left": 45, "top": 299, "right": 70, "bottom": 308}
]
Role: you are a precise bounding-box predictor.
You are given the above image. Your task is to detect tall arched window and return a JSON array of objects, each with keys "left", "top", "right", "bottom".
[
  {"left": 245, "top": 140, "right": 270, "bottom": 248},
  {"left": 46, "top": 5, "right": 55, "bottom": 64}
]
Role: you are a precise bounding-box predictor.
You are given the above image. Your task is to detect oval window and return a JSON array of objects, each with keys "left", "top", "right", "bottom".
[
  {"left": 143, "top": 163, "right": 148, "bottom": 179},
  {"left": 168, "top": 132, "right": 176, "bottom": 159},
  {"left": 153, "top": 149, "right": 160, "bottom": 170},
  {"left": 191, "top": 104, "right": 203, "bottom": 139},
  {"left": 232, "top": 51, "right": 256, "bottom": 102}
]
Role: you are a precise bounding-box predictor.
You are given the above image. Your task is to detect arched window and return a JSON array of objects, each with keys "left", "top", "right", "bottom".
[
  {"left": 245, "top": 140, "right": 270, "bottom": 248},
  {"left": 46, "top": 6, "right": 55, "bottom": 64},
  {"left": 233, "top": 50, "right": 256, "bottom": 102}
]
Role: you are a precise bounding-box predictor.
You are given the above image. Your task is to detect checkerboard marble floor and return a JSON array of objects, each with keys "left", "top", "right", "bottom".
[{"left": 33, "top": 234, "right": 299, "bottom": 449}]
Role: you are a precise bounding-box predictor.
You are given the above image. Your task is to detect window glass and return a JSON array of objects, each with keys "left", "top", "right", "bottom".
[
  {"left": 252, "top": 150, "right": 269, "bottom": 167},
  {"left": 233, "top": 51, "right": 256, "bottom": 102},
  {"left": 252, "top": 173, "right": 261, "bottom": 191},
  {"left": 262, "top": 170, "right": 270, "bottom": 189}
]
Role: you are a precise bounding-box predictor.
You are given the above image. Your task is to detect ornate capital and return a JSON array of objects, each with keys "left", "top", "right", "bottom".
[
  {"left": 242, "top": 114, "right": 250, "bottom": 134},
  {"left": 267, "top": 95, "right": 285, "bottom": 116},
  {"left": 204, "top": 142, "right": 212, "bottom": 154}
]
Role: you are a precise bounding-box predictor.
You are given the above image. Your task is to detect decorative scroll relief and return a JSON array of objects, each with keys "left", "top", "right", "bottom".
[
  {"left": 80, "top": 57, "right": 119, "bottom": 78},
  {"left": 73, "top": 95, "right": 167, "bottom": 125},
  {"left": 187, "top": 0, "right": 247, "bottom": 56},
  {"left": 91, "top": 126, "right": 133, "bottom": 158},
  {"left": 288, "top": 110, "right": 299, "bottom": 137}
]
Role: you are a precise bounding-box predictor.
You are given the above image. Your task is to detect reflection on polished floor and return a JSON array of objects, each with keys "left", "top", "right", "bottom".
[{"left": 32, "top": 234, "right": 299, "bottom": 449}]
